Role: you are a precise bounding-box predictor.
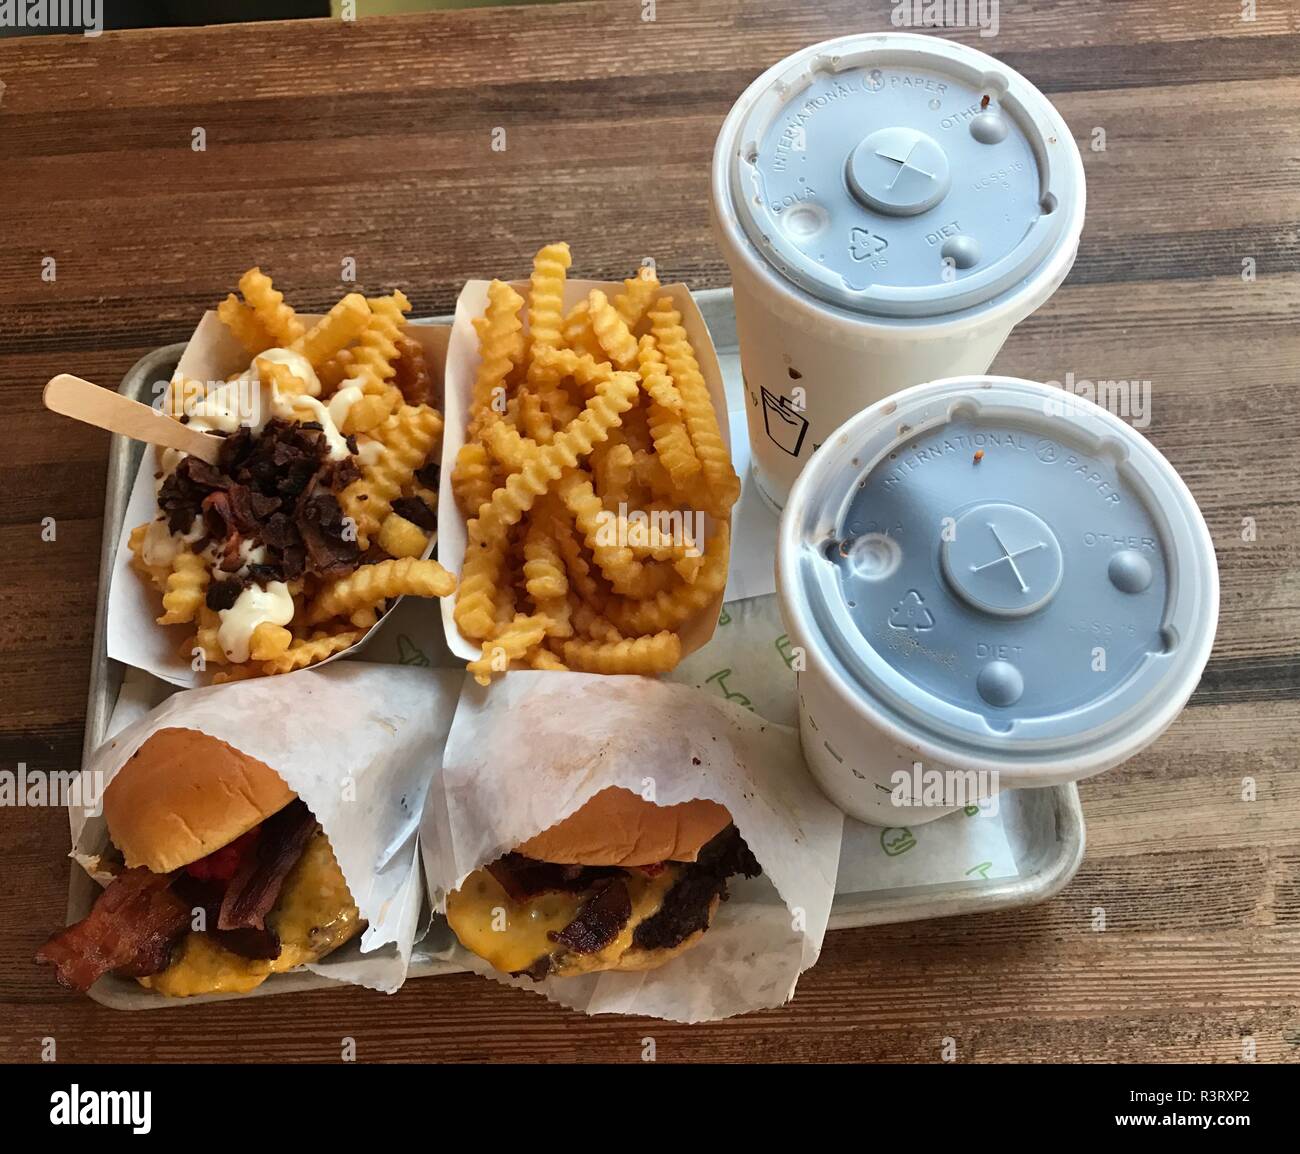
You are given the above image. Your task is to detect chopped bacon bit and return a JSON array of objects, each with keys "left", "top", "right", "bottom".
[
  {"left": 634, "top": 862, "right": 667, "bottom": 877},
  {"left": 414, "top": 460, "right": 440, "bottom": 491},
  {"left": 161, "top": 420, "right": 364, "bottom": 588},
  {"left": 297, "top": 482, "right": 361, "bottom": 577},
  {"left": 980, "top": 94, "right": 991, "bottom": 109},
  {"left": 390, "top": 496, "right": 436, "bottom": 531},
  {"left": 392, "top": 334, "right": 436, "bottom": 408},
  {"left": 205, "top": 577, "right": 241, "bottom": 612}
]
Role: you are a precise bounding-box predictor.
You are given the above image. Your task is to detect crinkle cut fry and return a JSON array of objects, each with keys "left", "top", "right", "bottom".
[
  {"left": 339, "top": 403, "right": 442, "bottom": 548},
  {"left": 218, "top": 293, "right": 275, "bottom": 357},
  {"left": 238, "top": 266, "right": 305, "bottom": 345},
  {"left": 623, "top": 500, "right": 701, "bottom": 562},
  {"left": 592, "top": 439, "right": 635, "bottom": 510},
  {"left": 258, "top": 355, "right": 315, "bottom": 402},
  {"left": 634, "top": 333, "right": 683, "bottom": 412},
  {"left": 249, "top": 621, "right": 292, "bottom": 661},
  {"left": 361, "top": 291, "right": 412, "bottom": 381},
  {"left": 569, "top": 595, "right": 622, "bottom": 642},
  {"left": 452, "top": 440, "right": 496, "bottom": 519},
  {"left": 306, "top": 557, "right": 456, "bottom": 625},
  {"left": 468, "top": 613, "right": 548, "bottom": 685},
  {"left": 469, "top": 280, "right": 525, "bottom": 438},
  {"left": 560, "top": 299, "right": 603, "bottom": 361},
  {"left": 517, "top": 387, "right": 556, "bottom": 444},
  {"left": 547, "top": 502, "right": 607, "bottom": 608},
  {"left": 340, "top": 290, "right": 412, "bottom": 416},
  {"left": 526, "top": 242, "right": 571, "bottom": 378},
  {"left": 647, "top": 298, "right": 740, "bottom": 518},
  {"left": 605, "top": 520, "right": 731, "bottom": 636},
  {"left": 471, "top": 367, "right": 638, "bottom": 539},
  {"left": 291, "top": 293, "right": 370, "bottom": 368},
  {"left": 555, "top": 468, "right": 674, "bottom": 599},
  {"left": 587, "top": 288, "right": 638, "bottom": 369},
  {"left": 157, "top": 550, "right": 209, "bottom": 625},
  {"left": 377, "top": 510, "right": 431, "bottom": 559},
  {"left": 523, "top": 519, "right": 573, "bottom": 638},
  {"left": 455, "top": 520, "right": 509, "bottom": 642},
  {"left": 127, "top": 523, "right": 170, "bottom": 590},
  {"left": 261, "top": 630, "right": 364, "bottom": 675},
  {"left": 529, "top": 646, "right": 568, "bottom": 670},
  {"left": 637, "top": 334, "right": 700, "bottom": 490},
  {"left": 482, "top": 417, "right": 533, "bottom": 474},
  {"left": 613, "top": 265, "right": 661, "bottom": 328},
  {"left": 562, "top": 631, "right": 681, "bottom": 674}
]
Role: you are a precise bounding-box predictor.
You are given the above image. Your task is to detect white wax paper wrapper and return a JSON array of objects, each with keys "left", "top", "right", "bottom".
[
  {"left": 68, "top": 667, "right": 176, "bottom": 885},
  {"left": 438, "top": 279, "right": 732, "bottom": 662},
  {"left": 669, "top": 592, "right": 1019, "bottom": 887},
  {"left": 422, "top": 671, "right": 844, "bottom": 1023},
  {"left": 106, "top": 311, "right": 449, "bottom": 688},
  {"left": 69, "top": 662, "right": 461, "bottom": 994}
]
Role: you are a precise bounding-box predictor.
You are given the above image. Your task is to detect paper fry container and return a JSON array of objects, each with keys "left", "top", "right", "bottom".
[
  {"left": 437, "top": 279, "right": 732, "bottom": 662},
  {"left": 106, "top": 312, "right": 450, "bottom": 688},
  {"left": 67, "top": 662, "right": 462, "bottom": 1001}
]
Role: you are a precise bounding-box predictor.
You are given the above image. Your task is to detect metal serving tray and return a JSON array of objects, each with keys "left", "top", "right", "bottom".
[{"left": 69, "top": 288, "right": 1085, "bottom": 1008}]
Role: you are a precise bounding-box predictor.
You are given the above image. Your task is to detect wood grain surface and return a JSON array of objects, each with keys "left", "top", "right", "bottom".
[{"left": 0, "top": 0, "right": 1297, "bottom": 1063}]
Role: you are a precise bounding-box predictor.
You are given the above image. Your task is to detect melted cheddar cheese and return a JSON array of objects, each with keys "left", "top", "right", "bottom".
[
  {"left": 445, "top": 865, "right": 681, "bottom": 977},
  {"left": 142, "top": 831, "right": 359, "bottom": 998}
]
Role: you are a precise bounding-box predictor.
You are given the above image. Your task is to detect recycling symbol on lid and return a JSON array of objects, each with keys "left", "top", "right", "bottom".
[
  {"left": 888, "top": 590, "right": 935, "bottom": 632},
  {"left": 849, "top": 227, "right": 888, "bottom": 262}
]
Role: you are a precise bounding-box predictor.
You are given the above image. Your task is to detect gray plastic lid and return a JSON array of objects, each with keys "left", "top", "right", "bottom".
[
  {"left": 727, "top": 34, "right": 1082, "bottom": 320},
  {"left": 791, "top": 378, "right": 1218, "bottom": 762}
]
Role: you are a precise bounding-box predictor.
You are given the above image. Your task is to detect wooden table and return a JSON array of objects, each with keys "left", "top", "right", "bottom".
[{"left": 1, "top": 0, "right": 1297, "bottom": 1063}]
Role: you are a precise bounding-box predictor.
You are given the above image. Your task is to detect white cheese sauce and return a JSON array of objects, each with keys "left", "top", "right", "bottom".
[
  {"left": 179, "top": 349, "right": 346, "bottom": 455},
  {"left": 245, "top": 348, "right": 321, "bottom": 397},
  {"left": 354, "top": 436, "right": 383, "bottom": 467},
  {"left": 217, "top": 580, "right": 295, "bottom": 664},
  {"left": 141, "top": 515, "right": 204, "bottom": 568}
]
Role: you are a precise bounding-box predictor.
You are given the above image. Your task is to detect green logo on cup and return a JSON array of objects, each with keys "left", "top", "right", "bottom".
[
  {"left": 397, "top": 635, "right": 430, "bottom": 667},
  {"left": 706, "top": 669, "right": 752, "bottom": 710},
  {"left": 880, "top": 827, "right": 916, "bottom": 856}
]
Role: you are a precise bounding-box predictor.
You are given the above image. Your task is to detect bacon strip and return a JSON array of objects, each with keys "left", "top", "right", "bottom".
[
  {"left": 35, "top": 869, "right": 190, "bottom": 993},
  {"left": 632, "top": 825, "right": 761, "bottom": 952},
  {"left": 171, "top": 876, "right": 281, "bottom": 960},
  {"left": 487, "top": 854, "right": 621, "bottom": 903},
  {"left": 218, "top": 800, "right": 316, "bottom": 932},
  {"left": 552, "top": 878, "right": 632, "bottom": 955}
]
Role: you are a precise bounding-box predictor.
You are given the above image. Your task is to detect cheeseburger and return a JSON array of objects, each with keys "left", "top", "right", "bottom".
[
  {"left": 37, "top": 727, "right": 361, "bottom": 997},
  {"left": 446, "top": 788, "right": 760, "bottom": 979}
]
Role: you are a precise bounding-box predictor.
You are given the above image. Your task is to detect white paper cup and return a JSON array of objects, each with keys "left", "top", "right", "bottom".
[
  {"left": 776, "top": 377, "right": 1219, "bottom": 825},
  {"left": 712, "top": 33, "right": 1087, "bottom": 510}
]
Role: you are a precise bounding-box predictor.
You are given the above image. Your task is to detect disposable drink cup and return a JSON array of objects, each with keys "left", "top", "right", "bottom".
[
  {"left": 776, "top": 377, "right": 1219, "bottom": 826},
  {"left": 712, "top": 33, "right": 1087, "bottom": 510}
]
